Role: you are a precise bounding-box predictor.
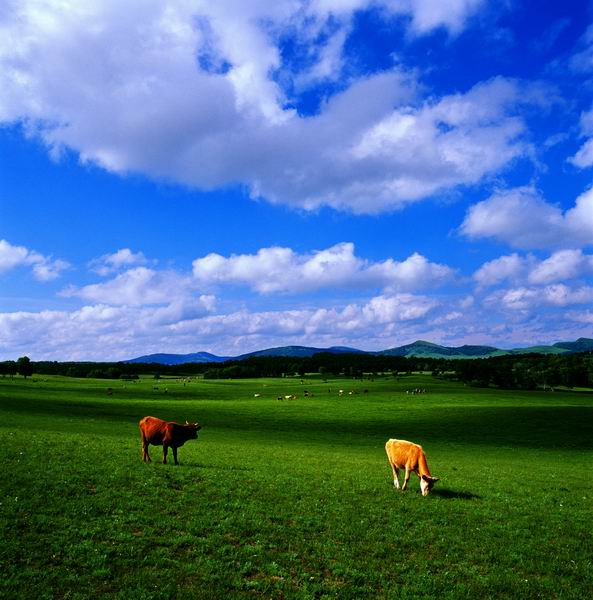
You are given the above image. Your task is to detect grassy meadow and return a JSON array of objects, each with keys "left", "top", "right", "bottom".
[{"left": 0, "top": 373, "right": 591, "bottom": 599}]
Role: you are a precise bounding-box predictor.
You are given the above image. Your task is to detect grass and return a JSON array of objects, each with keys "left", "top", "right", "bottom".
[{"left": 0, "top": 373, "right": 591, "bottom": 599}]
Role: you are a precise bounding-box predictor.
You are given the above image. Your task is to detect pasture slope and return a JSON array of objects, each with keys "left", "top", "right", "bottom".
[{"left": 0, "top": 374, "right": 591, "bottom": 599}]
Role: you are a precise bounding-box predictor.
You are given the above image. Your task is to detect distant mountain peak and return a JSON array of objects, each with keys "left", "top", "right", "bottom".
[
  {"left": 124, "top": 338, "right": 591, "bottom": 365},
  {"left": 408, "top": 340, "right": 443, "bottom": 347}
]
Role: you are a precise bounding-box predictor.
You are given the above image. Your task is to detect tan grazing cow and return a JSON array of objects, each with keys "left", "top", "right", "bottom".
[
  {"left": 139, "top": 416, "right": 201, "bottom": 465},
  {"left": 385, "top": 439, "right": 439, "bottom": 496}
]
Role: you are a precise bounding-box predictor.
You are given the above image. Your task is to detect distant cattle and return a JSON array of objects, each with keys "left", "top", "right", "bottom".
[
  {"left": 385, "top": 439, "right": 439, "bottom": 496},
  {"left": 139, "top": 416, "right": 201, "bottom": 465}
]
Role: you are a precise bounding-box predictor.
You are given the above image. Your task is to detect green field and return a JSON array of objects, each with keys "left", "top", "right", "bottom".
[{"left": 1, "top": 374, "right": 591, "bottom": 599}]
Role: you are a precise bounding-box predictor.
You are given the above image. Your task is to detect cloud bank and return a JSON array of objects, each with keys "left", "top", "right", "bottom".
[{"left": 0, "top": 0, "right": 539, "bottom": 214}]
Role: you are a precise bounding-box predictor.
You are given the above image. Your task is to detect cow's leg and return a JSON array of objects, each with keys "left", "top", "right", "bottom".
[
  {"left": 163, "top": 444, "right": 168, "bottom": 464},
  {"left": 140, "top": 432, "right": 151, "bottom": 462},
  {"left": 389, "top": 462, "right": 400, "bottom": 489},
  {"left": 143, "top": 442, "right": 151, "bottom": 462},
  {"left": 402, "top": 466, "right": 411, "bottom": 490},
  {"left": 172, "top": 446, "right": 179, "bottom": 466}
]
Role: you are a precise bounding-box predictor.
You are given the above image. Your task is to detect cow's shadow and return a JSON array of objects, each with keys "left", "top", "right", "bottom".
[{"left": 431, "top": 488, "right": 480, "bottom": 500}]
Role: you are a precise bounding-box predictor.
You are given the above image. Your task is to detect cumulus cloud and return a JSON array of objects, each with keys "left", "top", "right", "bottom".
[
  {"left": 528, "top": 249, "right": 593, "bottom": 284},
  {"left": 473, "top": 249, "right": 593, "bottom": 288},
  {"left": 0, "top": 1, "right": 536, "bottom": 214},
  {"left": 192, "top": 243, "right": 454, "bottom": 293},
  {"left": 89, "top": 248, "right": 148, "bottom": 276},
  {"left": 473, "top": 253, "right": 532, "bottom": 288},
  {"left": 61, "top": 266, "right": 213, "bottom": 309},
  {"left": 0, "top": 239, "right": 69, "bottom": 281},
  {"left": 0, "top": 240, "right": 34, "bottom": 274},
  {"left": 460, "top": 186, "right": 593, "bottom": 249},
  {"left": 361, "top": 293, "right": 437, "bottom": 323},
  {"left": 485, "top": 284, "right": 593, "bottom": 311}
]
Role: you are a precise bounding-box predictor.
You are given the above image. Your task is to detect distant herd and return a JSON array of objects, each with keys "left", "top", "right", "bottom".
[{"left": 139, "top": 412, "right": 440, "bottom": 496}]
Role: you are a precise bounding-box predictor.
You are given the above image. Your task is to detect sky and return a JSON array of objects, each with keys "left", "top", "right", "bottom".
[{"left": 1, "top": 0, "right": 593, "bottom": 361}]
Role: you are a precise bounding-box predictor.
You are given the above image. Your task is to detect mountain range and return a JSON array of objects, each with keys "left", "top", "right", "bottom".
[{"left": 125, "top": 338, "right": 593, "bottom": 365}]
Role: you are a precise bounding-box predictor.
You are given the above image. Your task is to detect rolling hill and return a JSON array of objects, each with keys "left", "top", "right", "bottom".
[
  {"left": 125, "top": 351, "right": 230, "bottom": 365},
  {"left": 125, "top": 338, "right": 593, "bottom": 365}
]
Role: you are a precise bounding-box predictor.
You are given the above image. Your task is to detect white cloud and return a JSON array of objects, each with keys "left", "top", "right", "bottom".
[
  {"left": 61, "top": 267, "right": 199, "bottom": 306},
  {"left": 528, "top": 249, "right": 593, "bottom": 285},
  {"left": 31, "top": 258, "right": 71, "bottom": 282},
  {"left": 460, "top": 295, "right": 474, "bottom": 309},
  {"left": 474, "top": 249, "right": 593, "bottom": 288},
  {"left": 404, "top": 0, "right": 486, "bottom": 35},
  {"left": 0, "top": 240, "right": 31, "bottom": 273},
  {"left": 433, "top": 311, "right": 464, "bottom": 324},
  {"left": 569, "top": 24, "right": 593, "bottom": 73},
  {"left": 192, "top": 243, "right": 454, "bottom": 293},
  {"left": 569, "top": 106, "right": 593, "bottom": 169},
  {"left": 473, "top": 253, "right": 532, "bottom": 288},
  {"left": 486, "top": 284, "right": 593, "bottom": 311},
  {"left": 89, "top": 248, "right": 148, "bottom": 276},
  {"left": 460, "top": 186, "right": 593, "bottom": 249},
  {"left": 0, "top": 291, "right": 439, "bottom": 360},
  {"left": 566, "top": 310, "right": 593, "bottom": 324},
  {"left": 0, "top": 1, "right": 535, "bottom": 214},
  {"left": 361, "top": 293, "right": 437, "bottom": 323},
  {"left": 2, "top": 284, "right": 591, "bottom": 361},
  {"left": 0, "top": 239, "right": 69, "bottom": 281}
]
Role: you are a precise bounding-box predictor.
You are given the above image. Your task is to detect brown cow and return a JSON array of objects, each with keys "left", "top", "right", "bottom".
[
  {"left": 385, "top": 438, "right": 439, "bottom": 496},
  {"left": 139, "top": 416, "right": 201, "bottom": 465}
]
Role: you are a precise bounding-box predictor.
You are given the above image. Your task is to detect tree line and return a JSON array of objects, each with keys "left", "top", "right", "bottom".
[{"left": 1, "top": 351, "right": 592, "bottom": 390}]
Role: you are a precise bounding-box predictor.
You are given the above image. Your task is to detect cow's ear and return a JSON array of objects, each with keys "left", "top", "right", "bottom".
[{"left": 431, "top": 477, "right": 440, "bottom": 482}]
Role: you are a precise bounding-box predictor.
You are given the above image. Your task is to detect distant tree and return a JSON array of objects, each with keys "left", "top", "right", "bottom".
[
  {"left": 67, "top": 365, "right": 88, "bottom": 378},
  {"left": 106, "top": 367, "right": 122, "bottom": 379},
  {"left": 17, "top": 356, "right": 33, "bottom": 379},
  {"left": 87, "top": 369, "right": 108, "bottom": 379},
  {"left": 203, "top": 369, "right": 221, "bottom": 379},
  {"left": 0, "top": 361, "right": 17, "bottom": 378}
]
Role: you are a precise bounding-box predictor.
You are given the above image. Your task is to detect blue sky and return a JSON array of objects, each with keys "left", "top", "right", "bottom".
[{"left": 1, "top": 0, "right": 593, "bottom": 361}]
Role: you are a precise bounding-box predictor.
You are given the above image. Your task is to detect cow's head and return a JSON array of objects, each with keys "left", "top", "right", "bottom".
[
  {"left": 420, "top": 475, "right": 439, "bottom": 496},
  {"left": 184, "top": 421, "right": 202, "bottom": 439}
]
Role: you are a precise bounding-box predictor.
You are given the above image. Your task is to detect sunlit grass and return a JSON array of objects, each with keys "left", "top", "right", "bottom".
[{"left": 1, "top": 374, "right": 591, "bottom": 598}]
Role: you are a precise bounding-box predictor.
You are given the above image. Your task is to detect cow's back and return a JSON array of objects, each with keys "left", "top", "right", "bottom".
[
  {"left": 139, "top": 416, "right": 169, "bottom": 444},
  {"left": 385, "top": 439, "right": 423, "bottom": 469}
]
